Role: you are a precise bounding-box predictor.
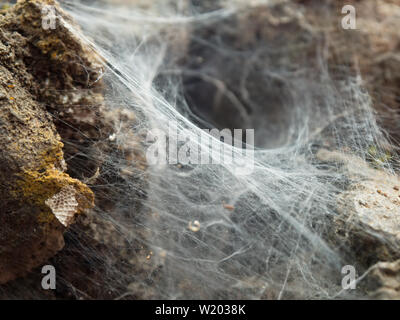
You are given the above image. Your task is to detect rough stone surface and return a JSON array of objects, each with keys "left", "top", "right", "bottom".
[
  {"left": 0, "top": 0, "right": 148, "bottom": 298},
  {"left": 365, "top": 260, "right": 400, "bottom": 299},
  {"left": 317, "top": 149, "right": 400, "bottom": 266},
  {"left": 0, "top": 0, "right": 95, "bottom": 284}
]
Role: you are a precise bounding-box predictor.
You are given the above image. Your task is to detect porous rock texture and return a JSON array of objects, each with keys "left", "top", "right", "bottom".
[
  {"left": 317, "top": 150, "right": 400, "bottom": 265},
  {"left": 0, "top": 0, "right": 96, "bottom": 284},
  {"left": 365, "top": 260, "right": 400, "bottom": 299},
  {"left": 0, "top": 0, "right": 149, "bottom": 299}
]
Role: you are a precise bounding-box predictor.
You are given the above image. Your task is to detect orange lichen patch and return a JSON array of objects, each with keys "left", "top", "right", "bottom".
[
  {"left": 7, "top": 84, "right": 14, "bottom": 88},
  {"left": 40, "top": 141, "right": 65, "bottom": 168},
  {"left": 17, "top": 168, "right": 94, "bottom": 214},
  {"left": 10, "top": 143, "right": 94, "bottom": 226}
]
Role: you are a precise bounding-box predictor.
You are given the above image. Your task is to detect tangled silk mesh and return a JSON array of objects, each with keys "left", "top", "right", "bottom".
[{"left": 47, "top": 0, "right": 400, "bottom": 299}]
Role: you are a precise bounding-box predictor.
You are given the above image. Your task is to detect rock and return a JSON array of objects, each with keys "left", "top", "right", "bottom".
[
  {"left": 0, "top": 0, "right": 149, "bottom": 298},
  {"left": 317, "top": 149, "right": 400, "bottom": 266},
  {"left": 365, "top": 260, "right": 400, "bottom": 299},
  {"left": 0, "top": 0, "right": 94, "bottom": 284}
]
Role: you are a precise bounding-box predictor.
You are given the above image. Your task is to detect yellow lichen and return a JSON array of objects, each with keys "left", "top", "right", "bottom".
[
  {"left": 17, "top": 168, "right": 94, "bottom": 213},
  {"left": 41, "top": 141, "right": 65, "bottom": 168},
  {"left": 11, "top": 143, "right": 94, "bottom": 226}
]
